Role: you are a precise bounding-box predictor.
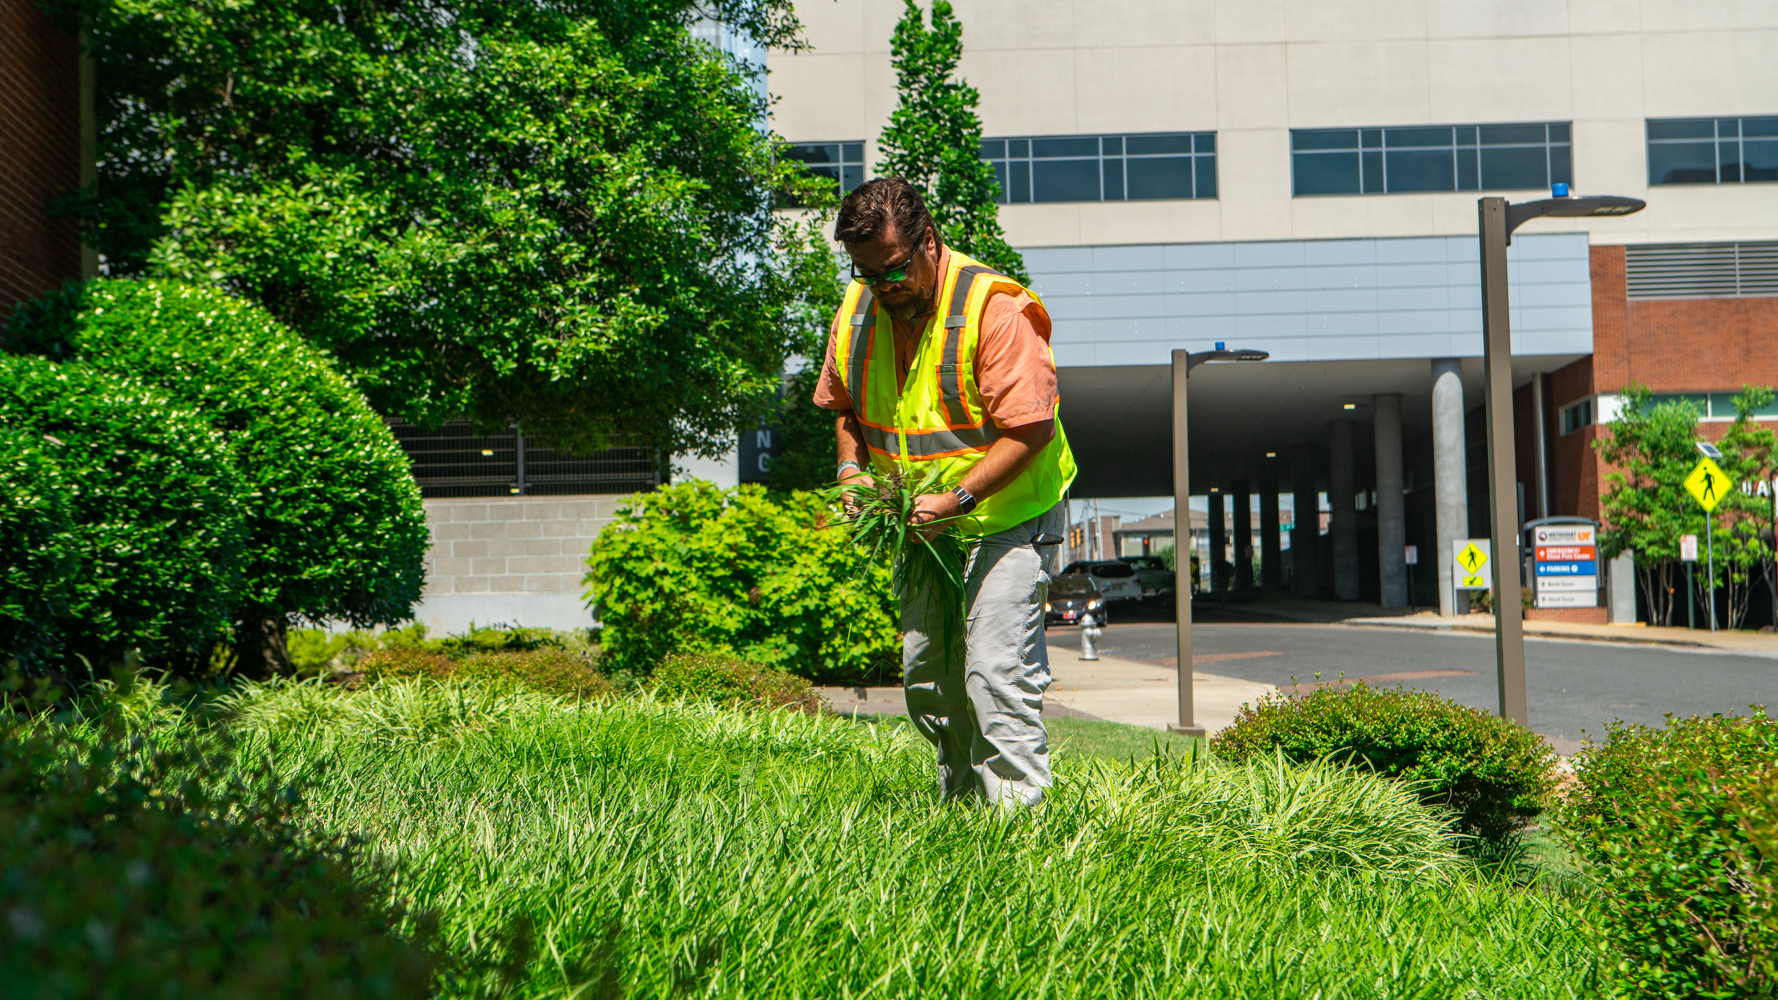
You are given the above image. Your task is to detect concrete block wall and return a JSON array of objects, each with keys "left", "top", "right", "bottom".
[{"left": 410, "top": 495, "right": 630, "bottom": 634}]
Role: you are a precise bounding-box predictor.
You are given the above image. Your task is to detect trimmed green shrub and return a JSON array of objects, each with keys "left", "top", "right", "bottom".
[
  {"left": 8, "top": 280, "right": 427, "bottom": 672},
  {"left": 0, "top": 356, "right": 243, "bottom": 677},
  {"left": 651, "top": 651, "right": 821, "bottom": 713},
  {"left": 0, "top": 717, "right": 434, "bottom": 996},
  {"left": 458, "top": 650, "right": 613, "bottom": 700},
  {"left": 1556, "top": 711, "right": 1778, "bottom": 998},
  {"left": 1212, "top": 683, "right": 1557, "bottom": 846},
  {"left": 358, "top": 647, "right": 457, "bottom": 682},
  {"left": 585, "top": 481, "right": 899, "bottom": 683}
]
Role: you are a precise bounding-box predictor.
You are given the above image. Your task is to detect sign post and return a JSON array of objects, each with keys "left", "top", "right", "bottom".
[
  {"left": 1405, "top": 545, "right": 1418, "bottom": 611},
  {"left": 1680, "top": 533, "right": 1699, "bottom": 629},
  {"left": 1684, "top": 446, "right": 1730, "bottom": 632}
]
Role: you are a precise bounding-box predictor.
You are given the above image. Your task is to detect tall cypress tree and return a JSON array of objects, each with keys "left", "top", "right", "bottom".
[{"left": 878, "top": 0, "right": 1028, "bottom": 284}]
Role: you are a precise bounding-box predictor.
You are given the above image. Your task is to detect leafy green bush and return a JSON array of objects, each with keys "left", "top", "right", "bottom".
[
  {"left": 1556, "top": 711, "right": 1778, "bottom": 998},
  {"left": 585, "top": 481, "right": 899, "bottom": 683},
  {"left": 288, "top": 624, "right": 597, "bottom": 677},
  {"left": 0, "top": 356, "right": 243, "bottom": 677},
  {"left": 457, "top": 651, "right": 613, "bottom": 700},
  {"left": 1212, "top": 683, "right": 1557, "bottom": 847},
  {"left": 651, "top": 651, "right": 821, "bottom": 713},
  {"left": 0, "top": 716, "right": 434, "bottom": 996},
  {"left": 8, "top": 280, "right": 428, "bottom": 672}
]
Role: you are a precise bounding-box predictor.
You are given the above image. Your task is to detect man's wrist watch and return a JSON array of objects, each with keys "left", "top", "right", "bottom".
[{"left": 951, "top": 485, "right": 979, "bottom": 515}]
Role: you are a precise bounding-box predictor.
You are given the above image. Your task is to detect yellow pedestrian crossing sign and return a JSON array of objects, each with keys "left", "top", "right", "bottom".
[
  {"left": 1452, "top": 539, "right": 1491, "bottom": 590},
  {"left": 1684, "top": 457, "right": 1730, "bottom": 512}
]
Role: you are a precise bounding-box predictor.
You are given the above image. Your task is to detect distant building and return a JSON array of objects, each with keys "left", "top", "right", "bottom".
[{"left": 771, "top": 0, "right": 1778, "bottom": 623}]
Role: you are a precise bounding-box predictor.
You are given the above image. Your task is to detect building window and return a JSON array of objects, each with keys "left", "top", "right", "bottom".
[
  {"left": 1559, "top": 399, "right": 1593, "bottom": 435},
  {"left": 781, "top": 141, "right": 865, "bottom": 202},
  {"left": 1644, "top": 393, "right": 1778, "bottom": 420},
  {"left": 979, "top": 132, "right": 1217, "bottom": 203},
  {"left": 1624, "top": 241, "right": 1778, "bottom": 298},
  {"left": 1291, "top": 123, "right": 1572, "bottom": 196},
  {"left": 1647, "top": 117, "right": 1778, "bottom": 185}
]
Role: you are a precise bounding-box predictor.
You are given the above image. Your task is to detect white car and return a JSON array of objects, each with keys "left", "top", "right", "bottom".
[{"left": 1059, "top": 560, "right": 1144, "bottom": 602}]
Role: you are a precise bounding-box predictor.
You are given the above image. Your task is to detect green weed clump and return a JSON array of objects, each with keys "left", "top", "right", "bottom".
[
  {"left": 650, "top": 651, "right": 820, "bottom": 712},
  {"left": 1213, "top": 683, "right": 1558, "bottom": 852},
  {"left": 1556, "top": 710, "right": 1778, "bottom": 998},
  {"left": 187, "top": 678, "right": 1596, "bottom": 998},
  {"left": 0, "top": 706, "right": 434, "bottom": 996}
]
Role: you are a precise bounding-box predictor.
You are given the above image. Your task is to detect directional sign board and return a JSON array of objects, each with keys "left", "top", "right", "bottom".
[
  {"left": 1532, "top": 524, "right": 1598, "bottom": 609},
  {"left": 1684, "top": 457, "right": 1731, "bottom": 512},
  {"left": 1452, "top": 539, "right": 1491, "bottom": 591}
]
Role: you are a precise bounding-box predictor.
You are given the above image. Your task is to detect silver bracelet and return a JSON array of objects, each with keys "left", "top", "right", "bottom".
[{"left": 837, "top": 459, "right": 863, "bottom": 479}]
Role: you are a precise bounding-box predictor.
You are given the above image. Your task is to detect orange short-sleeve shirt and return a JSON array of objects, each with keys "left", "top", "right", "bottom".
[{"left": 812, "top": 247, "right": 1058, "bottom": 428}]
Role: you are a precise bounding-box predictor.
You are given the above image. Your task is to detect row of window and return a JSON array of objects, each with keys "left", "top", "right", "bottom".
[
  {"left": 1558, "top": 391, "right": 1778, "bottom": 437},
  {"left": 786, "top": 116, "right": 1778, "bottom": 204}
]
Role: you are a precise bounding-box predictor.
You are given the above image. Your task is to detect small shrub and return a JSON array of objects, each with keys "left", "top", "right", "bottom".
[
  {"left": 8, "top": 280, "right": 429, "bottom": 672},
  {"left": 0, "top": 357, "right": 243, "bottom": 679},
  {"left": 585, "top": 481, "right": 900, "bottom": 683},
  {"left": 1555, "top": 711, "right": 1778, "bottom": 998},
  {"left": 436, "top": 624, "right": 572, "bottom": 657},
  {"left": 1212, "top": 683, "right": 1557, "bottom": 847},
  {"left": 0, "top": 718, "right": 434, "bottom": 995},
  {"left": 359, "top": 647, "right": 456, "bottom": 681},
  {"left": 651, "top": 651, "right": 822, "bottom": 713},
  {"left": 457, "top": 650, "right": 613, "bottom": 700}
]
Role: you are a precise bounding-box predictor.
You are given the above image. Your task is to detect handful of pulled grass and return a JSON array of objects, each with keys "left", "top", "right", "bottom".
[{"left": 826, "top": 465, "right": 970, "bottom": 626}]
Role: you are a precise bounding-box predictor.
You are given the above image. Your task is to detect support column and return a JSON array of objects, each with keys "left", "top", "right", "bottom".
[
  {"left": 1291, "top": 445, "right": 1320, "bottom": 597},
  {"left": 1328, "top": 421, "right": 1360, "bottom": 601},
  {"left": 1233, "top": 480, "right": 1252, "bottom": 592},
  {"left": 1260, "top": 455, "right": 1282, "bottom": 592},
  {"left": 1432, "top": 359, "right": 1469, "bottom": 616},
  {"left": 1208, "top": 490, "right": 1226, "bottom": 595},
  {"left": 1374, "top": 393, "right": 1407, "bottom": 607}
]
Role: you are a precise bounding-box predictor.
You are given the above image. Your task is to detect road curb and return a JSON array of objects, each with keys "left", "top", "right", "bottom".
[{"left": 1337, "top": 616, "right": 1720, "bottom": 651}]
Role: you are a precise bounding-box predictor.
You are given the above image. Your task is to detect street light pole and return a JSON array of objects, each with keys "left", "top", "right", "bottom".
[
  {"left": 1170, "top": 344, "right": 1268, "bottom": 737},
  {"left": 1476, "top": 186, "right": 1645, "bottom": 727},
  {"left": 1478, "top": 197, "right": 1528, "bottom": 726}
]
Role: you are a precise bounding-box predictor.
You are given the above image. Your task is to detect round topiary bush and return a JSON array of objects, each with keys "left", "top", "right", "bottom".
[
  {"left": 1212, "top": 682, "right": 1557, "bottom": 849},
  {"left": 7, "top": 280, "right": 428, "bottom": 674},
  {"left": 0, "top": 356, "right": 243, "bottom": 678}
]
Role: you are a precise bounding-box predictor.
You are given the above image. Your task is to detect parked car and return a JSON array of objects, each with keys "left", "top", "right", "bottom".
[
  {"left": 1058, "top": 560, "right": 1143, "bottom": 602},
  {"left": 1119, "top": 555, "right": 1177, "bottom": 603},
  {"left": 1045, "top": 573, "right": 1108, "bottom": 627}
]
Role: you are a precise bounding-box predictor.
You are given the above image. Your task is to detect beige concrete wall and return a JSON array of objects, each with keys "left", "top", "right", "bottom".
[
  {"left": 772, "top": 0, "right": 1778, "bottom": 247},
  {"left": 410, "top": 496, "right": 630, "bottom": 633}
]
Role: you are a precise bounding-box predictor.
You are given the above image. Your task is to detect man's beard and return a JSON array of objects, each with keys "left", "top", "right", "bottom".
[{"left": 879, "top": 288, "right": 931, "bottom": 322}]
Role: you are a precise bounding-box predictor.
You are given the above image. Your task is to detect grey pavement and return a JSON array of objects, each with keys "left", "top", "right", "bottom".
[{"left": 1085, "top": 620, "right": 1778, "bottom": 752}]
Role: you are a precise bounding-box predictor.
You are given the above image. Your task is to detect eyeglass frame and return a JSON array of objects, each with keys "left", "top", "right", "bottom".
[{"left": 847, "top": 225, "right": 934, "bottom": 286}]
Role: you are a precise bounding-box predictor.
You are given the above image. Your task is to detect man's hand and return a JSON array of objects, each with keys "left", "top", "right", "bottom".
[
  {"left": 909, "top": 491, "right": 962, "bottom": 543},
  {"left": 840, "top": 471, "right": 876, "bottom": 517}
]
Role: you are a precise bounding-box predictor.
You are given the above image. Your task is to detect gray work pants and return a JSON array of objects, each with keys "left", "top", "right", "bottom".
[{"left": 900, "top": 503, "right": 1064, "bottom": 807}]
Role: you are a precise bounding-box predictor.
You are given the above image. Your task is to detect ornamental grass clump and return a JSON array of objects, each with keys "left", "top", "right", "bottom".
[{"left": 829, "top": 464, "right": 969, "bottom": 617}]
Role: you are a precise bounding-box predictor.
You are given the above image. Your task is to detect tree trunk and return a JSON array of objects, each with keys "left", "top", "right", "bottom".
[{"left": 233, "top": 616, "right": 293, "bottom": 679}]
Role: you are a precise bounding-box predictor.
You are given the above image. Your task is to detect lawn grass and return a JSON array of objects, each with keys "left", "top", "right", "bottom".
[
  {"left": 850, "top": 712, "right": 1200, "bottom": 763},
  {"left": 98, "top": 679, "right": 1600, "bottom": 998}
]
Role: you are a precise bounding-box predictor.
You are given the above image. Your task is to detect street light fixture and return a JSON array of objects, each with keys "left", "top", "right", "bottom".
[
  {"left": 1479, "top": 186, "right": 1645, "bottom": 725},
  {"left": 1171, "top": 341, "right": 1270, "bottom": 737}
]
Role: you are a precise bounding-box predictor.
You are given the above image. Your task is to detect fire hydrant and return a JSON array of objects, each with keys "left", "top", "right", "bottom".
[{"left": 1079, "top": 613, "right": 1102, "bottom": 661}]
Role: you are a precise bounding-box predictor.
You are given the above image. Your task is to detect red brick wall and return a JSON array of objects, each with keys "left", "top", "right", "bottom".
[{"left": 0, "top": 0, "right": 83, "bottom": 319}]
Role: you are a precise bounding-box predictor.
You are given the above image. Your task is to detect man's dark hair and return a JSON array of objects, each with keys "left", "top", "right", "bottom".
[{"left": 834, "top": 177, "right": 934, "bottom": 247}]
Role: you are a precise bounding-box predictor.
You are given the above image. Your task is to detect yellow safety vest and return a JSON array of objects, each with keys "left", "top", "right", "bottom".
[{"left": 833, "top": 248, "right": 1076, "bottom": 535}]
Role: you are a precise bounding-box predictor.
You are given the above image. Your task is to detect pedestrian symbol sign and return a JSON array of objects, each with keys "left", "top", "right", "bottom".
[
  {"left": 1684, "top": 457, "right": 1730, "bottom": 512},
  {"left": 1452, "top": 539, "right": 1491, "bottom": 591}
]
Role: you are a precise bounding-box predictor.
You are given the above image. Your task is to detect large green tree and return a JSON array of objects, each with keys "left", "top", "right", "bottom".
[
  {"left": 877, "top": 0, "right": 1027, "bottom": 283},
  {"left": 46, "top": 0, "right": 836, "bottom": 459}
]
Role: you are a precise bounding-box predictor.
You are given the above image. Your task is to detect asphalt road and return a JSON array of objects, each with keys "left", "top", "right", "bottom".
[{"left": 1051, "top": 618, "right": 1778, "bottom": 750}]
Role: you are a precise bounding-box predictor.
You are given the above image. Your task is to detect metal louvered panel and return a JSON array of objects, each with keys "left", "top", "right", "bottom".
[{"left": 1625, "top": 240, "right": 1778, "bottom": 299}]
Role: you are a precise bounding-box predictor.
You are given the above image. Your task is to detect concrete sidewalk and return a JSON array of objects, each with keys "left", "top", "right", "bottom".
[
  {"left": 1341, "top": 611, "right": 1778, "bottom": 658},
  {"left": 819, "top": 654, "right": 1275, "bottom": 736}
]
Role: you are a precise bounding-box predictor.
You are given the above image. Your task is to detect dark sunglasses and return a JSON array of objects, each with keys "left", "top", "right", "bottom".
[{"left": 849, "top": 229, "right": 929, "bottom": 285}]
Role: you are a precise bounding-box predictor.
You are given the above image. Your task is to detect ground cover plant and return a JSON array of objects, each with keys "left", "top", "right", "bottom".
[
  {"left": 1556, "top": 710, "right": 1778, "bottom": 997},
  {"left": 0, "top": 703, "right": 434, "bottom": 997},
  {"left": 32, "top": 675, "right": 1600, "bottom": 998},
  {"left": 1213, "top": 683, "right": 1558, "bottom": 853}
]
